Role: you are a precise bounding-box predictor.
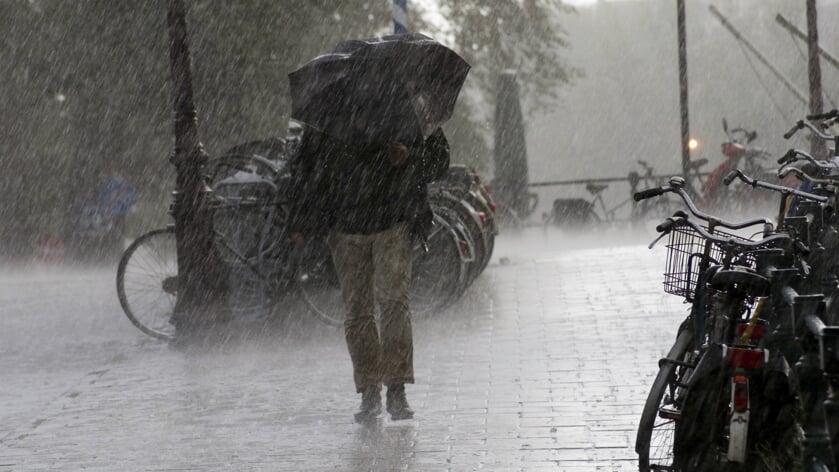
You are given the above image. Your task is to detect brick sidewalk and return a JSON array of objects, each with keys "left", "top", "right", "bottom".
[{"left": 0, "top": 230, "right": 686, "bottom": 471}]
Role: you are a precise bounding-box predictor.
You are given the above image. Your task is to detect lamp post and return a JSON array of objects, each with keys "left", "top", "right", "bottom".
[{"left": 166, "top": 0, "right": 227, "bottom": 335}]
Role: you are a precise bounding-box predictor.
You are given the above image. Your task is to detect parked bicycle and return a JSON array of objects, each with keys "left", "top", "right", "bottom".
[
  {"left": 635, "top": 111, "right": 839, "bottom": 471},
  {"left": 116, "top": 138, "right": 495, "bottom": 340},
  {"left": 698, "top": 119, "right": 775, "bottom": 218},
  {"left": 544, "top": 160, "right": 682, "bottom": 230},
  {"left": 632, "top": 175, "right": 819, "bottom": 471}
]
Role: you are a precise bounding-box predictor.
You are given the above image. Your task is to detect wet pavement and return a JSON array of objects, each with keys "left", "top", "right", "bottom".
[{"left": 0, "top": 228, "right": 686, "bottom": 471}]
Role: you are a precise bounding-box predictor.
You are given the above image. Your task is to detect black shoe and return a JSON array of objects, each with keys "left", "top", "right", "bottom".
[
  {"left": 386, "top": 384, "right": 414, "bottom": 420},
  {"left": 354, "top": 385, "right": 382, "bottom": 423}
]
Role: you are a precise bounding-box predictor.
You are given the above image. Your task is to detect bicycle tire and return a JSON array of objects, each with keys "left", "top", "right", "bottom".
[
  {"left": 586, "top": 207, "right": 601, "bottom": 226},
  {"left": 673, "top": 357, "right": 801, "bottom": 472},
  {"left": 411, "top": 214, "right": 468, "bottom": 316},
  {"left": 116, "top": 227, "right": 177, "bottom": 341},
  {"left": 209, "top": 153, "right": 294, "bottom": 319},
  {"left": 460, "top": 190, "right": 496, "bottom": 272},
  {"left": 455, "top": 199, "right": 489, "bottom": 282},
  {"left": 433, "top": 204, "right": 478, "bottom": 286},
  {"left": 432, "top": 195, "right": 486, "bottom": 283},
  {"left": 294, "top": 238, "right": 344, "bottom": 326},
  {"left": 637, "top": 326, "right": 694, "bottom": 472},
  {"left": 296, "top": 213, "right": 471, "bottom": 324}
]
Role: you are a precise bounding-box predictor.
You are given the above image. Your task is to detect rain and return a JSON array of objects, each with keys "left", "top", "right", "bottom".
[{"left": 2, "top": 0, "right": 839, "bottom": 470}]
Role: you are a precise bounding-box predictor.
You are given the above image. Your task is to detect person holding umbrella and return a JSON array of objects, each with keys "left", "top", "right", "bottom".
[{"left": 286, "top": 33, "right": 469, "bottom": 423}]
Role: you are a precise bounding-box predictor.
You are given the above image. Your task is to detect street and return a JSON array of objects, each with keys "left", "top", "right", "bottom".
[{"left": 0, "top": 228, "right": 685, "bottom": 471}]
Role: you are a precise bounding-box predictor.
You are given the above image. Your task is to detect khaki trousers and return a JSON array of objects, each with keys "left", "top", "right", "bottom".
[{"left": 328, "top": 224, "right": 414, "bottom": 392}]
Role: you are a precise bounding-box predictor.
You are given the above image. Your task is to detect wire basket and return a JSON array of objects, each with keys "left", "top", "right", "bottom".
[{"left": 663, "top": 225, "right": 756, "bottom": 300}]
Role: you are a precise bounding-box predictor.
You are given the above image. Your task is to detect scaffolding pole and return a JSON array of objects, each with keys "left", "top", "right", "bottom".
[
  {"left": 709, "top": 4, "right": 807, "bottom": 105},
  {"left": 776, "top": 13, "right": 839, "bottom": 73}
]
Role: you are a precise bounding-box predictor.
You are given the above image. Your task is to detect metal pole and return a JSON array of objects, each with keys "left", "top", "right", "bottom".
[
  {"left": 806, "top": 0, "right": 834, "bottom": 464},
  {"left": 709, "top": 5, "right": 808, "bottom": 105},
  {"left": 393, "top": 0, "right": 408, "bottom": 34},
  {"left": 677, "top": 0, "right": 691, "bottom": 186},
  {"left": 776, "top": 13, "right": 839, "bottom": 73},
  {"left": 167, "top": 0, "right": 227, "bottom": 334}
]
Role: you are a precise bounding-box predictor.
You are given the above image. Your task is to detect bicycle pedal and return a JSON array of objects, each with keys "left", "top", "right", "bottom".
[{"left": 658, "top": 407, "right": 681, "bottom": 421}]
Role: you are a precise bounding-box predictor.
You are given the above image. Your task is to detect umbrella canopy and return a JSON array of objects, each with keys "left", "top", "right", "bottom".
[{"left": 289, "top": 33, "right": 470, "bottom": 146}]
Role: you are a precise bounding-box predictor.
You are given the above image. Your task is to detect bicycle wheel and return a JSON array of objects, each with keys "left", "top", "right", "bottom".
[
  {"left": 636, "top": 326, "right": 695, "bottom": 472},
  {"left": 411, "top": 214, "right": 468, "bottom": 316},
  {"left": 433, "top": 204, "right": 478, "bottom": 285},
  {"left": 296, "top": 216, "right": 472, "bottom": 324},
  {"left": 460, "top": 189, "right": 496, "bottom": 273},
  {"left": 673, "top": 357, "right": 801, "bottom": 472},
  {"left": 116, "top": 227, "right": 177, "bottom": 340},
  {"left": 295, "top": 239, "right": 344, "bottom": 326},
  {"left": 210, "top": 155, "right": 290, "bottom": 319},
  {"left": 451, "top": 198, "right": 488, "bottom": 282}
]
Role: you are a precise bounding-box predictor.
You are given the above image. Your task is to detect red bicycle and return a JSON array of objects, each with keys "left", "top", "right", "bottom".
[{"left": 699, "top": 119, "right": 774, "bottom": 217}]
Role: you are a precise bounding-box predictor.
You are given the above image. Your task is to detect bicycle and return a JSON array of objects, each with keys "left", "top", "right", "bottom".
[
  {"left": 698, "top": 119, "right": 775, "bottom": 218},
  {"left": 544, "top": 161, "right": 679, "bottom": 230},
  {"left": 299, "top": 171, "right": 495, "bottom": 325},
  {"left": 436, "top": 165, "right": 499, "bottom": 274},
  {"left": 116, "top": 147, "right": 482, "bottom": 340},
  {"left": 633, "top": 176, "right": 807, "bottom": 471},
  {"left": 630, "top": 159, "right": 706, "bottom": 226},
  {"left": 636, "top": 111, "right": 839, "bottom": 471},
  {"left": 726, "top": 167, "right": 839, "bottom": 472}
]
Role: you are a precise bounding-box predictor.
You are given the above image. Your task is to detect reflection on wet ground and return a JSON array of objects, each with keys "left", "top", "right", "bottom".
[{"left": 0, "top": 228, "right": 684, "bottom": 471}]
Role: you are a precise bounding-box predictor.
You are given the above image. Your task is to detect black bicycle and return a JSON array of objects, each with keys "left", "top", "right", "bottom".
[{"left": 633, "top": 176, "right": 807, "bottom": 471}]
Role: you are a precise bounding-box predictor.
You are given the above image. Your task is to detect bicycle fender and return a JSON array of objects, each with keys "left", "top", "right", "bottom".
[{"left": 685, "top": 344, "right": 724, "bottom": 389}]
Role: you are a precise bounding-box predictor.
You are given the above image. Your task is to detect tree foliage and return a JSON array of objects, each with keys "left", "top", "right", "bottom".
[
  {"left": 411, "top": 0, "right": 578, "bottom": 173},
  {"left": 420, "top": 0, "right": 578, "bottom": 114},
  {"left": 0, "top": 0, "right": 574, "bottom": 257}
]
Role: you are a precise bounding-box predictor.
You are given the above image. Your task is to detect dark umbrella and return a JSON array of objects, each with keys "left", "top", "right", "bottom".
[{"left": 288, "top": 33, "right": 470, "bottom": 146}]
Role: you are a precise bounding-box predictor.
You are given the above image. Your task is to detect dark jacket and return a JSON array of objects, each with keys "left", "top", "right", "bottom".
[{"left": 287, "top": 128, "right": 449, "bottom": 239}]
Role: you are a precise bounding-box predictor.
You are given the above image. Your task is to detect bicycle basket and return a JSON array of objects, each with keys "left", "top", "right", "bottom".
[{"left": 663, "top": 225, "right": 756, "bottom": 300}]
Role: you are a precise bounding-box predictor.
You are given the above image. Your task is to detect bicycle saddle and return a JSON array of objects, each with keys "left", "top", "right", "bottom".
[
  {"left": 710, "top": 266, "right": 770, "bottom": 297},
  {"left": 586, "top": 183, "right": 608, "bottom": 196}
]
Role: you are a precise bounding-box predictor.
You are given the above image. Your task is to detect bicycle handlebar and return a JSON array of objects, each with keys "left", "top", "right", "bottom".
[
  {"left": 633, "top": 187, "right": 666, "bottom": 201},
  {"left": 657, "top": 215, "right": 790, "bottom": 250},
  {"left": 777, "top": 149, "right": 797, "bottom": 166},
  {"left": 724, "top": 169, "right": 829, "bottom": 203},
  {"left": 777, "top": 148, "right": 837, "bottom": 171},
  {"left": 778, "top": 166, "right": 839, "bottom": 187},
  {"left": 633, "top": 177, "right": 774, "bottom": 232},
  {"left": 655, "top": 212, "right": 684, "bottom": 233},
  {"left": 783, "top": 122, "right": 802, "bottom": 140},
  {"left": 807, "top": 109, "right": 839, "bottom": 121},
  {"left": 722, "top": 170, "right": 739, "bottom": 186},
  {"left": 784, "top": 119, "right": 836, "bottom": 141}
]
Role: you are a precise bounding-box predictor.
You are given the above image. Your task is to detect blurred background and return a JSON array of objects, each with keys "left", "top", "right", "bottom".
[{"left": 1, "top": 0, "right": 837, "bottom": 259}]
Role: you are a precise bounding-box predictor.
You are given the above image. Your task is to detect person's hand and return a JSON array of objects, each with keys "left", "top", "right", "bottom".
[
  {"left": 387, "top": 142, "right": 409, "bottom": 167},
  {"left": 290, "top": 231, "right": 305, "bottom": 244}
]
